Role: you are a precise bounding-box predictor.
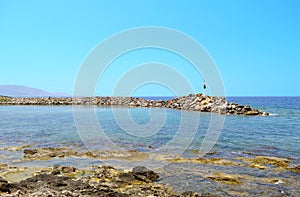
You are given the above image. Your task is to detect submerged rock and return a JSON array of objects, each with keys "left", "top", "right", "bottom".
[
  {"left": 22, "top": 147, "right": 149, "bottom": 162},
  {"left": 23, "top": 147, "right": 78, "bottom": 161},
  {"left": 167, "top": 157, "right": 239, "bottom": 166},
  {"left": 252, "top": 156, "right": 291, "bottom": 168},
  {"left": 237, "top": 155, "right": 293, "bottom": 169},
  {"left": 0, "top": 145, "right": 30, "bottom": 152},
  {"left": 206, "top": 173, "right": 242, "bottom": 185},
  {"left": 23, "top": 149, "right": 37, "bottom": 155},
  {"left": 288, "top": 165, "right": 300, "bottom": 174},
  {"left": 250, "top": 163, "right": 267, "bottom": 170}
]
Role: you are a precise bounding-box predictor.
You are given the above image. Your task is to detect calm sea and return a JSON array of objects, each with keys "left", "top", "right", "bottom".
[
  {"left": 0, "top": 97, "right": 299, "bottom": 195},
  {"left": 0, "top": 97, "right": 299, "bottom": 159}
]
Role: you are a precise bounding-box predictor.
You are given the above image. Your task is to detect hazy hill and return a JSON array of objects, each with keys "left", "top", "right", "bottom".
[{"left": 0, "top": 85, "right": 69, "bottom": 97}]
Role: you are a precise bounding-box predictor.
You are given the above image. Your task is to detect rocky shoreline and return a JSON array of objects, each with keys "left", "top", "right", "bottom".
[
  {"left": 0, "top": 145, "right": 299, "bottom": 196},
  {"left": 0, "top": 146, "right": 219, "bottom": 196},
  {"left": 0, "top": 164, "right": 208, "bottom": 197},
  {"left": 0, "top": 94, "right": 269, "bottom": 116}
]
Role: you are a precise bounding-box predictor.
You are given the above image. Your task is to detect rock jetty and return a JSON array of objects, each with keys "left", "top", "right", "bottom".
[{"left": 0, "top": 94, "right": 269, "bottom": 116}]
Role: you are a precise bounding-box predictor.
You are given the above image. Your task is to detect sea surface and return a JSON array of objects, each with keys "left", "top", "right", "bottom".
[{"left": 0, "top": 97, "right": 299, "bottom": 195}]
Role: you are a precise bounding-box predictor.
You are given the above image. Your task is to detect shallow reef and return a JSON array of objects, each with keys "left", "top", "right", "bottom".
[{"left": 0, "top": 145, "right": 299, "bottom": 196}]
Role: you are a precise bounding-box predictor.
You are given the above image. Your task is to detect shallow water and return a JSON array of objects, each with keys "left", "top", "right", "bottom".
[{"left": 0, "top": 97, "right": 299, "bottom": 195}]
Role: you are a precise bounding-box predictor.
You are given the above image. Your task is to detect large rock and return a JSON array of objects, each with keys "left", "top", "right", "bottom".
[
  {"left": 244, "top": 110, "right": 259, "bottom": 116},
  {"left": 132, "top": 166, "right": 159, "bottom": 182},
  {"left": 24, "top": 149, "right": 38, "bottom": 155},
  {"left": 194, "top": 105, "right": 201, "bottom": 111}
]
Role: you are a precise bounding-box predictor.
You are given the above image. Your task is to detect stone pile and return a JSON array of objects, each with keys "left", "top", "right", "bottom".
[{"left": 0, "top": 94, "right": 269, "bottom": 116}]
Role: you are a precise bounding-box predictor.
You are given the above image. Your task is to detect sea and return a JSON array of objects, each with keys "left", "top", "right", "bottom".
[{"left": 0, "top": 97, "right": 299, "bottom": 196}]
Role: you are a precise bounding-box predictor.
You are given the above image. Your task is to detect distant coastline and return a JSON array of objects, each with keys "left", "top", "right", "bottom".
[{"left": 0, "top": 85, "right": 70, "bottom": 98}]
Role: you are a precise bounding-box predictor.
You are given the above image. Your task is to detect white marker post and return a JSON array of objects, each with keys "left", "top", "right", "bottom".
[{"left": 202, "top": 81, "right": 207, "bottom": 96}]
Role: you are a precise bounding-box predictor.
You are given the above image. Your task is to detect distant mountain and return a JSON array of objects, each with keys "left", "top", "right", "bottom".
[{"left": 0, "top": 85, "right": 70, "bottom": 97}]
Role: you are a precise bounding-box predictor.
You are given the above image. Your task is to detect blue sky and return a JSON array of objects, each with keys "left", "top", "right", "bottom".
[{"left": 0, "top": 0, "right": 299, "bottom": 96}]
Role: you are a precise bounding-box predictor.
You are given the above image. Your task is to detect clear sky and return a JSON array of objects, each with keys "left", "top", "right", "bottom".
[{"left": 0, "top": 0, "right": 299, "bottom": 96}]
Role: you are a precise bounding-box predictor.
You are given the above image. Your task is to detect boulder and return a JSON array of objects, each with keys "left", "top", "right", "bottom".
[
  {"left": 194, "top": 105, "right": 201, "bottom": 111},
  {"left": 244, "top": 105, "right": 251, "bottom": 110},
  {"left": 132, "top": 166, "right": 159, "bottom": 182},
  {"left": 262, "top": 112, "right": 269, "bottom": 116},
  {"left": 244, "top": 110, "right": 259, "bottom": 116},
  {"left": 24, "top": 149, "right": 38, "bottom": 155},
  {"left": 200, "top": 106, "right": 207, "bottom": 112},
  {"left": 117, "top": 173, "right": 136, "bottom": 183}
]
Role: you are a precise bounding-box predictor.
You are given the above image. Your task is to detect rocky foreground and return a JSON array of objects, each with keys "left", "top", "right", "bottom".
[
  {"left": 0, "top": 165, "right": 211, "bottom": 197},
  {"left": 0, "top": 94, "right": 268, "bottom": 116},
  {"left": 0, "top": 145, "right": 299, "bottom": 196}
]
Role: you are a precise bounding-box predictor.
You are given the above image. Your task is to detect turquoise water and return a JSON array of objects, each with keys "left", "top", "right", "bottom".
[
  {"left": 0, "top": 97, "right": 299, "bottom": 195},
  {"left": 224, "top": 97, "right": 300, "bottom": 160},
  {"left": 0, "top": 97, "right": 299, "bottom": 160}
]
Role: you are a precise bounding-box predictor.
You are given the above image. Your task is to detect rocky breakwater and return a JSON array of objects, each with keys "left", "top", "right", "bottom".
[
  {"left": 0, "top": 94, "right": 269, "bottom": 116},
  {"left": 165, "top": 94, "right": 269, "bottom": 116}
]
